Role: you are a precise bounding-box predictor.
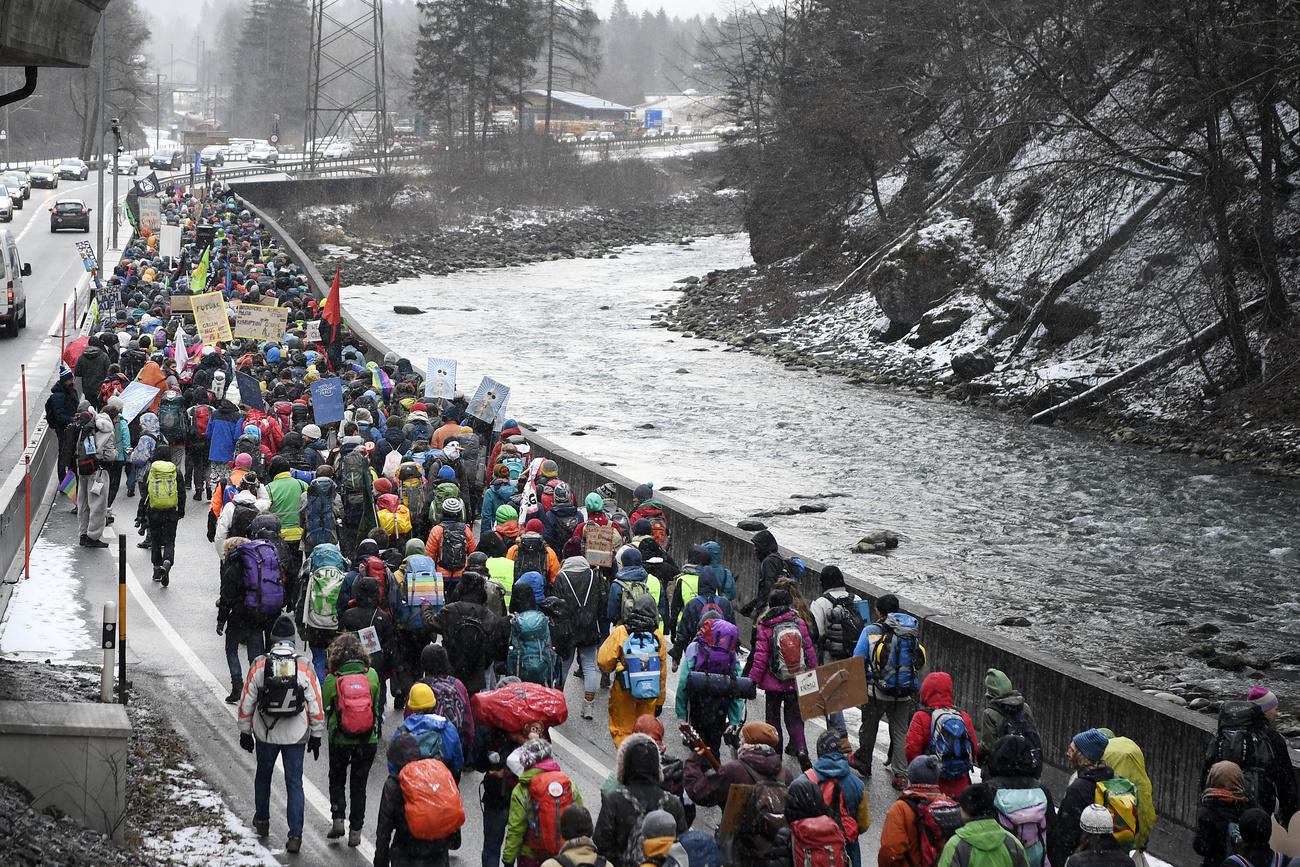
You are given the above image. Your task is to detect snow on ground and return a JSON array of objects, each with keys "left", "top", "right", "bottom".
[
  {"left": 0, "top": 537, "right": 93, "bottom": 662},
  {"left": 139, "top": 762, "right": 277, "bottom": 867}
]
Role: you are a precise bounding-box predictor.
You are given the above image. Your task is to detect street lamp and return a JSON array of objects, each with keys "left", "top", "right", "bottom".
[
  {"left": 110, "top": 118, "right": 122, "bottom": 250},
  {"left": 0, "top": 129, "right": 7, "bottom": 171},
  {"left": 155, "top": 73, "right": 167, "bottom": 149}
]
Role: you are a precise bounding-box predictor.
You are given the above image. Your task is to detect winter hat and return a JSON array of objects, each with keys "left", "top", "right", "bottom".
[
  {"left": 907, "top": 755, "right": 941, "bottom": 785},
  {"left": 105, "top": 396, "right": 124, "bottom": 415},
  {"left": 642, "top": 810, "right": 677, "bottom": 842},
  {"left": 633, "top": 483, "right": 653, "bottom": 501},
  {"left": 1072, "top": 728, "right": 1109, "bottom": 763},
  {"left": 632, "top": 518, "right": 653, "bottom": 537},
  {"left": 1248, "top": 687, "right": 1278, "bottom": 715},
  {"left": 59, "top": 364, "right": 74, "bottom": 381},
  {"left": 301, "top": 423, "right": 321, "bottom": 441},
  {"left": 633, "top": 714, "right": 665, "bottom": 748},
  {"left": 819, "top": 565, "right": 845, "bottom": 591},
  {"left": 957, "top": 782, "right": 996, "bottom": 819},
  {"left": 438, "top": 465, "right": 456, "bottom": 480},
  {"left": 740, "top": 721, "right": 779, "bottom": 748},
  {"left": 270, "top": 615, "right": 296, "bottom": 641},
  {"left": 559, "top": 804, "right": 594, "bottom": 841},
  {"left": 539, "top": 460, "right": 559, "bottom": 479},
  {"left": 517, "top": 737, "right": 552, "bottom": 771},
  {"left": 495, "top": 504, "right": 518, "bottom": 523},
  {"left": 584, "top": 493, "right": 605, "bottom": 513},
  {"left": 407, "top": 683, "right": 437, "bottom": 712},
  {"left": 411, "top": 402, "right": 427, "bottom": 413},
  {"left": 441, "top": 405, "right": 460, "bottom": 421},
  {"left": 373, "top": 477, "right": 393, "bottom": 495},
  {"left": 876, "top": 593, "right": 900, "bottom": 615},
  {"left": 815, "top": 730, "right": 844, "bottom": 758},
  {"left": 407, "top": 410, "right": 429, "bottom": 424},
  {"left": 269, "top": 456, "right": 290, "bottom": 476},
  {"left": 1079, "top": 804, "right": 1113, "bottom": 835},
  {"left": 525, "top": 518, "right": 544, "bottom": 534},
  {"left": 1240, "top": 807, "right": 1273, "bottom": 844},
  {"left": 619, "top": 548, "right": 643, "bottom": 569},
  {"left": 985, "top": 668, "right": 1014, "bottom": 699}
]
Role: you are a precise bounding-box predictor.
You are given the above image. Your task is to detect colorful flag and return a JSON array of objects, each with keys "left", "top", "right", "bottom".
[
  {"left": 191, "top": 247, "right": 210, "bottom": 292},
  {"left": 321, "top": 266, "right": 343, "bottom": 364},
  {"left": 58, "top": 471, "right": 77, "bottom": 501},
  {"left": 368, "top": 362, "right": 393, "bottom": 402}
]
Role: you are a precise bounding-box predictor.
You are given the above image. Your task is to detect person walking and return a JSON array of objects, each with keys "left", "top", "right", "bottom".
[
  {"left": 852, "top": 593, "right": 925, "bottom": 785},
  {"left": 746, "top": 588, "right": 817, "bottom": 768},
  {"left": 139, "top": 452, "right": 184, "bottom": 586},
  {"left": 937, "top": 783, "right": 1031, "bottom": 867},
  {"left": 237, "top": 615, "right": 325, "bottom": 854},
  {"left": 322, "top": 632, "right": 381, "bottom": 847},
  {"left": 45, "top": 366, "right": 79, "bottom": 482}
]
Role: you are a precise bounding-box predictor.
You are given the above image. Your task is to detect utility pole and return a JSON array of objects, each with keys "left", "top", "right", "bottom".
[
  {"left": 96, "top": 14, "right": 106, "bottom": 275},
  {"left": 110, "top": 118, "right": 121, "bottom": 250},
  {"left": 155, "top": 73, "right": 162, "bottom": 149},
  {"left": 3, "top": 68, "right": 10, "bottom": 169}
]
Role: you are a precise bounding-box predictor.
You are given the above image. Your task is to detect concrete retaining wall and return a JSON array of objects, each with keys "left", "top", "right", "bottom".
[{"left": 231, "top": 176, "right": 401, "bottom": 214}]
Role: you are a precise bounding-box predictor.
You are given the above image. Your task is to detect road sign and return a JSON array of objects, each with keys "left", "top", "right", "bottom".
[{"left": 269, "top": 133, "right": 280, "bottom": 145}]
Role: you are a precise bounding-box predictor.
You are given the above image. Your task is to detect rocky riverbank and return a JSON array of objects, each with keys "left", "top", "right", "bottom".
[{"left": 659, "top": 264, "right": 1300, "bottom": 476}]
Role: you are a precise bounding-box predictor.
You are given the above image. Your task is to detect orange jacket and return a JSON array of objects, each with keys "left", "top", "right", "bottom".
[
  {"left": 506, "top": 542, "right": 560, "bottom": 580},
  {"left": 879, "top": 788, "right": 945, "bottom": 867},
  {"left": 424, "top": 522, "right": 477, "bottom": 577}
]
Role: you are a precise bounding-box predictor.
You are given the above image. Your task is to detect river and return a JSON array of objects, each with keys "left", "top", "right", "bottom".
[{"left": 347, "top": 233, "right": 1300, "bottom": 698}]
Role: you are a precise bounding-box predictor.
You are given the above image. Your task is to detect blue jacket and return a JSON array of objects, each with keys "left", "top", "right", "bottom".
[
  {"left": 480, "top": 479, "right": 516, "bottom": 535},
  {"left": 388, "top": 712, "right": 462, "bottom": 774},
  {"left": 701, "top": 541, "right": 736, "bottom": 600},
  {"left": 809, "top": 752, "right": 866, "bottom": 864},
  {"left": 206, "top": 400, "right": 243, "bottom": 463},
  {"left": 514, "top": 570, "right": 545, "bottom": 604}
]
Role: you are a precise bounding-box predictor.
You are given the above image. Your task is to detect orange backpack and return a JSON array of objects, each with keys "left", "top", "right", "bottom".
[
  {"left": 523, "top": 770, "right": 574, "bottom": 855},
  {"left": 399, "top": 758, "right": 465, "bottom": 841},
  {"left": 648, "top": 515, "right": 668, "bottom": 547}
]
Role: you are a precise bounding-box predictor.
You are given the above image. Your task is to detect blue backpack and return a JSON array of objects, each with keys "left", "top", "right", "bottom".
[
  {"left": 930, "top": 709, "right": 974, "bottom": 779},
  {"left": 389, "top": 715, "right": 464, "bottom": 775},
  {"left": 664, "top": 829, "right": 725, "bottom": 867},
  {"left": 506, "top": 611, "right": 557, "bottom": 686},
  {"left": 872, "top": 612, "right": 923, "bottom": 696},
  {"left": 396, "top": 555, "right": 442, "bottom": 631},
  {"left": 303, "top": 478, "right": 337, "bottom": 547},
  {"left": 994, "top": 787, "right": 1048, "bottom": 867},
  {"left": 620, "top": 632, "right": 662, "bottom": 700}
]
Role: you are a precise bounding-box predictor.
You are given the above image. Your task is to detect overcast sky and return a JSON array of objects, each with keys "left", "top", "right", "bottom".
[{"left": 591, "top": 0, "right": 742, "bottom": 19}]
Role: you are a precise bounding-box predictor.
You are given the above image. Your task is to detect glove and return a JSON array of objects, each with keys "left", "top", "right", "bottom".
[
  {"left": 206, "top": 528, "right": 216, "bottom": 543},
  {"left": 216, "top": 622, "right": 224, "bottom": 636},
  {"left": 723, "top": 724, "right": 741, "bottom": 750},
  {"left": 239, "top": 732, "right": 255, "bottom": 753},
  {"left": 671, "top": 657, "right": 681, "bottom": 673},
  {"left": 654, "top": 704, "right": 663, "bottom": 718},
  {"left": 308, "top": 736, "right": 321, "bottom": 760}
]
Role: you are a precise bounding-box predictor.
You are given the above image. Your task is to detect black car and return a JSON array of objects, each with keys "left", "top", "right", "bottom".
[
  {"left": 28, "top": 166, "right": 58, "bottom": 189},
  {"left": 149, "top": 148, "right": 184, "bottom": 171},
  {"left": 50, "top": 199, "right": 91, "bottom": 233}
]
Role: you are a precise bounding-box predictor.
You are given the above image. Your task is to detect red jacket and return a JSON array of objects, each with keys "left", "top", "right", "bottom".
[{"left": 905, "top": 672, "right": 978, "bottom": 798}]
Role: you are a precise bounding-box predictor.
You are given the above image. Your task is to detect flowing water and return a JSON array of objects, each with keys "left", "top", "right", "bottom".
[{"left": 348, "top": 233, "right": 1300, "bottom": 693}]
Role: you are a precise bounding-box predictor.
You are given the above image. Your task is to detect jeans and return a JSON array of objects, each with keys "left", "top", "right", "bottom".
[
  {"left": 481, "top": 802, "right": 508, "bottom": 867},
  {"left": 254, "top": 742, "right": 306, "bottom": 837},
  {"left": 858, "top": 694, "right": 913, "bottom": 776},
  {"left": 225, "top": 625, "right": 266, "bottom": 688},
  {"left": 764, "top": 689, "right": 805, "bottom": 755},
  {"left": 310, "top": 646, "right": 328, "bottom": 685},
  {"left": 328, "top": 742, "right": 377, "bottom": 829},
  {"left": 559, "top": 644, "right": 599, "bottom": 695}
]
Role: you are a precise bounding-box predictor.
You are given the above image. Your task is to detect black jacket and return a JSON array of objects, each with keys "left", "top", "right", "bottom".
[
  {"left": 1195, "top": 790, "right": 1256, "bottom": 867},
  {"left": 45, "top": 382, "right": 79, "bottom": 429},
  {"left": 374, "top": 735, "right": 449, "bottom": 866},
  {"left": 74, "top": 345, "right": 111, "bottom": 399},
  {"left": 593, "top": 736, "right": 687, "bottom": 867},
  {"left": 1049, "top": 764, "right": 1114, "bottom": 867},
  {"left": 549, "top": 560, "right": 606, "bottom": 647},
  {"left": 431, "top": 601, "right": 499, "bottom": 693}
]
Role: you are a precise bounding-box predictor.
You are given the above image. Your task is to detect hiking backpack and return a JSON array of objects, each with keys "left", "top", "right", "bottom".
[
  {"left": 229, "top": 499, "right": 260, "bottom": 539},
  {"left": 158, "top": 391, "right": 187, "bottom": 442},
  {"left": 619, "top": 788, "right": 676, "bottom": 867},
  {"left": 1208, "top": 701, "right": 1279, "bottom": 809},
  {"left": 396, "top": 463, "right": 427, "bottom": 525},
  {"left": 501, "top": 455, "right": 525, "bottom": 480},
  {"left": 790, "top": 815, "right": 849, "bottom": 867},
  {"left": 615, "top": 577, "right": 649, "bottom": 625},
  {"left": 550, "top": 510, "right": 582, "bottom": 549},
  {"left": 189, "top": 404, "right": 213, "bottom": 440},
  {"left": 336, "top": 669, "right": 375, "bottom": 736},
  {"left": 994, "top": 705, "right": 1044, "bottom": 778},
  {"left": 662, "top": 830, "right": 722, "bottom": 867},
  {"left": 422, "top": 678, "right": 470, "bottom": 740},
  {"left": 1226, "top": 856, "right": 1286, "bottom": 867},
  {"left": 929, "top": 709, "right": 974, "bottom": 779},
  {"left": 739, "top": 766, "right": 787, "bottom": 859},
  {"left": 437, "top": 523, "right": 468, "bottom": 573},
  {"left": 506, "top": 610, "right": 557, "bottom": 686},
  {"left": 234, "top": 432, "right": 263, "bottom": 474},
  {"left": 1094, "top": 776, "right": 1140, "bottom": 848},
  {"left": 821, "top": 591, "right": 864, "bottom": 661},
  {"left": 146, "top": 460, "right": 179, "bottom": 510},
  {"left": 620, "top": 632, "right": 662, "bottom": 699},
  {"left": 539, "top": 596, "right": 575, "bottom": 658},
  {"left": 238, "top": 539, "right": 285, "bottom": 617},
  {"left": 445, "top": 610, "right": 487, "bottom": 675},
  {"left": 302, "top": 478, "right": 337, "bottom": 546},
  {"left": 871, "top": 612, "right": 923, "bottom": 696},
  {"left": 258, "top": 645, "right": 305, "bottom": 716},
  {"left": 76, "top": 420, "right": 98, "bottom": 476},
  {"left": 400, "top": 758, "right": 465, "bottom": 841},
  {"left": 429, "top": 481, "right": 460, "bottom": 524},
  {"left": 648, "top": 514, "right": 669, "bottom": 547},
  {"left": 803, "top": 770, "right": 859, "bottom": 842},
  {"left": 513, "top": 533, "right": 547, "bottom": 579},
  {"left": 768, "top": 617, "right": 807, "bottom": 683},
  {"left": 401, "top": 555, "right": 444, "bottom": 624},
  {"left": 993, "top": 787, "right": 1048, "bottom": 867},
  {"left": 912, "top": 795, "right": 964, "bottom": 867},
  {"left": 338, "top": 449, "right": 370, "bottom": 512},
  {"left": 303, "top": 562, "right": 346, "bottom": 634},
  {"left": 524, "top": 770, "right": 574, "bottom": 856},
  {"left": 693, "top": 618, "right": 739, "bottom": 676}
]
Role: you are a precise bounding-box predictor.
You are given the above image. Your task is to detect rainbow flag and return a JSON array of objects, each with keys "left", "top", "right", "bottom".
[
  {"left": 58, "top": 471, "right": 77, "bottom": 501},
  {"left": 369, "top": 363, "right": 393, "bottom": 403}
]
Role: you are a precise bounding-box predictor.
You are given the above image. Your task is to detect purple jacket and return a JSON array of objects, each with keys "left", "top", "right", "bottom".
[{"left": 749, "top": 608, "right": 817, "bottom": 693}]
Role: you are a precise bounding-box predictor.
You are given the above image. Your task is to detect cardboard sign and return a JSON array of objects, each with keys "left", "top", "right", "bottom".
[
  {"left": 235, "top": 371, "right": 265, "bottom": 411},
  {"left": 139, "top": 197, "right": 161, "bottom": 235},
  {"left": 798, "top": 656, "right": 870, "bottom": 721},
  {"left": 582, "top": 524, "right": 620, "bottom": 568},
  {"left": 191, "top": 291, "right": 232, "bottom": 344},
  {"left": 98, "top": 282, "right": 120, "bottom": 312},
  {"left": 117, "top": 382, "right": 160, "bottom": 423},
  {"left": 359, "top": 625, "right": 382, "bottom": 655},
  {"left": 719, "top": 783, "right": 755, "bottom": 833},
  {"left": 169, "top": 294, "right": 193, "bottom": 314},
  {"left": 304, "top": 320, "right": 321, "bottom": 343},
  {"left": 233, "top": 302, "right": 288, "bottom": 341},
  {"left": 160, "top": 224, "right": 181, "bottom": 260},
  {"left": 425, "top": 357, "right": 456, "bottom": 400},
  {"left": 466, "top": 376, "right": 510, "bottom": 423},
  {"left": 309, "top": 377, "right": 346, "bottom": 425}
]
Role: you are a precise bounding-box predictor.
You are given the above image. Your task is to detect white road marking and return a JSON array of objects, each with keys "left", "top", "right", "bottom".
[{"left": 112, "top": 531, "right": 377, "bottom": 862}]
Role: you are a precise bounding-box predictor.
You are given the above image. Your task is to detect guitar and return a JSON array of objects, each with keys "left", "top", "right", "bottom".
[{"left": 679, "top": 723, "right": 722, "bottom": 771}]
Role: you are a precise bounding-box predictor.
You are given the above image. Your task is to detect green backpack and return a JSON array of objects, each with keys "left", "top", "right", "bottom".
[{"left": 147, "top": 461, "right": 179, "bottom": 510}]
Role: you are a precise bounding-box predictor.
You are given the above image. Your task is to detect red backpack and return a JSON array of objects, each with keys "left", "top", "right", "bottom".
[
  {"left": 768, "top": 618, "right": 806, "bottom": 682},
  {"left": 802, "top": 770, "right": 859, "bottom": 842},
  {"left": 648, "top": 515, "right": 668, "bottom": 547},
  {"left": 523, "top": 770, "right": 574, "bottom": 855},
  {"left": 790, "top": 814, "right": 848, "bottom": 867},
  {"left": 336, "top": 670, "right": 374, "bottom": 736},
  {"left": 399, "top": 758, "right": 465, "bottom": 841},
  {"left": 913, "top": 794, "right": 964, "bottom": 867}
]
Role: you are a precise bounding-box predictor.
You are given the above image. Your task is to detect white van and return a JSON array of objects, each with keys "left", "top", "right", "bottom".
[{"left": 0, "top": 229, "right": 31, "bottom": 336}]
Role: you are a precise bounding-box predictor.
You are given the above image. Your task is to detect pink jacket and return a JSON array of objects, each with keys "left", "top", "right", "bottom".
[{"left": 749, "top": 608, "right": 817, "bottom": 692}]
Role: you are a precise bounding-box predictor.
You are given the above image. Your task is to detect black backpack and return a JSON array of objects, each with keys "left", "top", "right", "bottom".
[
  {"left": 229, "top": 500, "right": 259, "bottom": 539},
  {"left": 75, "top": 418, "right": 99, "bottom": 476},
  {"left": 1208, "top": 701, "right": 1278, "bottom": 808},
  {"left": 738, "top": 764, "right": 787, "bottom": 860},
  {"left": 446, "top": 609, "right": 487, "bottom": 674},
  {"left": 513, "top": 533, "right": 547, "bottom": 579},
  {"left": 994, "top": 706, "right": 1044, "bottom": 777},
  {"left": 338, "top": 450, "right": 370, "bottom": 512},
  {"left": 821, "top": 590, "right": 864, "bottom": 661},
  {"left": 439, "top": 523, "right": 468, "bottom": 573}
]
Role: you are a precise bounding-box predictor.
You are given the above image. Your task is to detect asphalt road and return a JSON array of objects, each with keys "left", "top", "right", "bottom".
[{"left": 27, "top": 497, "right": 905, "bottom": 865}]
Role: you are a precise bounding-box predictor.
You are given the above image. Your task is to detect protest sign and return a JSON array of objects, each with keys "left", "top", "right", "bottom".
[
  {"left": 425, "top": 358, "right": 457, "bottom": 400},
  {"left": 797, "top": 657, "right": 869, "bottom": 721},
  {"left": 117, "top": 382, "right": 160, "bottom": 423},
  {"left": 139, "top": 197, "right": 161, "bottom": 235},
  {"left": 160, "top": 224, "right": 181, "bottom": 260},
  {"left": 236, "top": 371, "right": 265, "bottom": 411},
  {"left": 309, "top": 377, "right": 346, "bottom": 425},
  {"left": 191, "top": 291, "right": 232, "bottom": 344},
  {"left": 304, "top": 320, "right": 321, "bottom": 343},
  {"left": 466, "top": 377, "right": 510, "bottom": 423},
  {"left": 234, "top": 302, "right": 288, "bottom": 341}
]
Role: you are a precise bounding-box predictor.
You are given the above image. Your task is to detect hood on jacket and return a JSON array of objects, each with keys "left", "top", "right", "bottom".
[
  {"left": 222, "top": 536, "right": 250, "bottom": 558},
  {"left": 786, "top": 777, "right": 827, "bottom": 822},
  {"left": 752, "top": 529, "right": 778, "bottom": 559},
  {"left": 625, "top": 593, "right": 659, "bottom": 633},
  {"left": 616, "top": 563, "right": 649, "bottom": 585},
  {"left": 384, "top": 427, "right": 405, "bottom": 447},
  {"left": 354, "top": 575, "right": 380, "bottom": 607},
  {"left": 687, "top": 544, "right": 710, "bottom": 567},
  {"left": 387, "top": 730, "right": 424, "bottom": 773},
  {"left": 701, "top": 540, "right": 725, "bottom": 571},
  {"left": 920, "top": 671, "right": 955, "bottom": 709},
  {"left": 309, "top": 543, "right": 345, "bottom": 570},
  {"left": 280, "top": 430, "right": 304, "bottom": 452},
  {"left": 232, "top": 489, "right": 260, "bottom": 506},
  {"left": 139, "top": 412, "right": 160, "bottom": 437},
  {"left": 80, "top": 344, "right": 105, "bottom": 362},
  {"left": 812, "top": 752, "right": 852, "bottom": 781},
  {"left": 953, "top": 817, "right": 1018, "bottom": 852},
  {"left": 985, "top": 668, "right": 1015, "bottom": 699},
  {"left": 696, "top": 566, "right": 718, "bottom": 596},
  {"left": 988, "top": 733, "right": 1038, "bottom": 779},
  {"left": 560, "top": 555, "right": 591, "bottom": 575},
  {"left": 214, "top": 398, "right": 240, "bottom": 420},
  {"left": 516, "top": 570, "right": 545, "bottom": 603},
  {"left": 617, "top": 733, "right": 662, "bottom": 785}
]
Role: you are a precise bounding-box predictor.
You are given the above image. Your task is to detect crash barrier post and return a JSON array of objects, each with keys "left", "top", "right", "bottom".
[{"left": 101, "top": 601, "right": 116, "bottom": 703}]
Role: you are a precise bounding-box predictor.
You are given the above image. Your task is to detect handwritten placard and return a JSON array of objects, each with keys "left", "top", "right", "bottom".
[
  {"left": 191, "top": 291, "right": 232, "bottom": 344},
  {"left": 234, "top": 302, "right": 288, "bottom": 341}
]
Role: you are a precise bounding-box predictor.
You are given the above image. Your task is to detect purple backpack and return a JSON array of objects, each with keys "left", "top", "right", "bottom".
[
  {"left": 693, "top": 618, "right": 739, "bottom": 674},
  {"left": 238, "top": 539, "right": 285, "bottom": 617}
]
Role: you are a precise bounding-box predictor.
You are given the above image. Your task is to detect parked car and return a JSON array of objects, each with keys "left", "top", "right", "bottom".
[
  {"left": 2, "top": 171, "right": 30, "bottom": 199},
  {"left": 149, "top": 147, "right": 184, "bottom": 171},
  {"left": 199, "top": 144, "right": 228, "bottom": 166},
  {"left": 226, "top": 142, "right": 249, "bottom": 158},
  {"left": 643, "top": 127, "right": 661, "bottom": 138},
  {"left": 1, "top": 177, "right": 22, "bottom": 209},
  {"left": 247, "top": 144, "right": 279, "bottom": 164},
  {"left": 597, "top": 131, "right": 615, "bottom": 142},
  {"left": 557, "top": 132, "right": 578, "bottom": 143},
  {"left": 323, "top": 141, "right": 354, "bottom": 159},
  {"left": 56, "top": 158, "right": 90, "bottom": 180},
  {"left": 49, "top": 199, "right": 91, "bottom": 233},
  {"left": 580, "top": 130, "right": 600, "bottom": 142},
  {"left": 28, "top": 165, "right": 58, "bottom": 189},
  {"left": 0, "top": 193, "right": 12, "bottom": 222},
  {"left": 0, "top": 228, "right": 30, "bottom": 336}
]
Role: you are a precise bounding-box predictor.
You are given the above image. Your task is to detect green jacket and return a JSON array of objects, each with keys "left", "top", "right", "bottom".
[
  {"left": 674, "top": 646, "right": 745, "bottom": 728},
  {"left": 938, "top": 818, "right": 1029, "bottom": 867},
  {"left": 322, "top": 660, "right": 381, "bottom": 745},
  {"left": 504, "top": 764, "right": 583, "bottom": 863},
  {"left": 268, "top": 472, "right": 309, "bottom": 541}
]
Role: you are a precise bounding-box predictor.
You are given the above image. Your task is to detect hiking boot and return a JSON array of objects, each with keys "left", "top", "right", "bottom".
[
  {"left": 599, "top": 672, "right": 610, "bottom": 690},
  {"left": 193, "top": 489, "right": 203, "bottom": 501},
  {"left": 253, "top": 819, "right": 269, "bottom": 838},
  {"left": 160, "top": 570, "right": 169, "bottom": 588},
  {"left": 347, "top": 828, "right": 361, "bottom": 847},
  {"left": 83, "top": 536, "right": 109, "bottom": 549},
  {"left": 785, "top": 743, "right": 799, "bottom": 757},
  {"left": 286, "top": 835, "right": 301, "bottom": 853},
  {"left": 126, "top": 488, "right": 134, "bottom": 498},
  {"left": 327, "top": 818, "right": 345, "bottom": 839},
  {"left": 105, "top": 514, "right": 114, "bottom": 525},
  {"left": 79, "top": 534, "right": 91, "bottom": 546},
  {"left": 581, "top": 698, "right": 594, "bottom": 720},
  {"left": 796, "top": 751, "right": 812, "bottom": 772},
  {"left": 850, "top": 751, "right": 872, "bottom": 777},
  {"left": 137, "top": 537, "right": 151, "bottom": 549},
  {"left": 892, "top": 774, "right": 908, "bottom": 790},
  {"left": 152, "top": 568, "right": 163, "bottom": 582},
  {"left": 224, "top": 685, "right": 240, "bottom": 705}
]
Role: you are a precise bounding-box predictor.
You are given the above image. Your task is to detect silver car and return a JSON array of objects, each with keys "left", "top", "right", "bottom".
[{"left": 0, "top": 193, "right": 12, "bottom": 222}]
